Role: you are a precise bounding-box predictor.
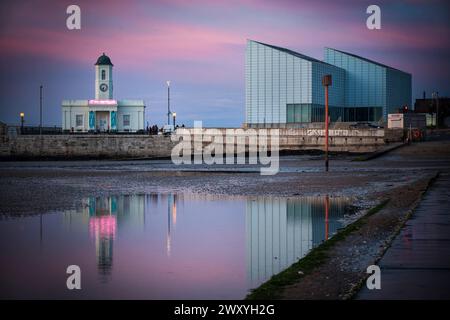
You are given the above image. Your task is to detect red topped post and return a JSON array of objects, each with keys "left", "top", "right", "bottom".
[{"left": 322, "top": 75, "right": 332, "bottom": 172}]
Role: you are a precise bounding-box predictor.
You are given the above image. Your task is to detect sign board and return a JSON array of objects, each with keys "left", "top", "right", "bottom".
[
  {"left": 388, "top": 114, "right": 404, "bottom": 129},
  {"left": 388, "top": 113, "right": 427, "bottom": 129}
]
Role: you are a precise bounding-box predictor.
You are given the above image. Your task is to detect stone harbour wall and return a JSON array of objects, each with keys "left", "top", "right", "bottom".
[
  {"left": 0, "top": 135, "right": 175, "bottom": 160},
  {"left": 0, "top": 128, "right": 403, "bottom": 160}
]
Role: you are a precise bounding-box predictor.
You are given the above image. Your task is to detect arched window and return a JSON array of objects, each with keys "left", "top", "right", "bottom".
[{"left": 101, "top": 70, "right": 106, "bottom": 80}]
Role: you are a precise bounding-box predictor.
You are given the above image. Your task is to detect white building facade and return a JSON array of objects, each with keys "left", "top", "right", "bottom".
[{"left": 62, "top": 53, "right": 145, "bottom": 132}]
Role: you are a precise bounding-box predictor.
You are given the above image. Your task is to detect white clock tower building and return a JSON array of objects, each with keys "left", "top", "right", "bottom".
[
  {"left": 61, "top": 53, "right": 145, "bottom": 133},
  {"left": 95, "top": 53, "right": 113, "bottom": 100}
]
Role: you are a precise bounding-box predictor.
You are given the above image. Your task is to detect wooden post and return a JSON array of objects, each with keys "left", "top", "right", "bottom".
[{"left": 322, "top": 75, "right": 332, "bottom": 172}]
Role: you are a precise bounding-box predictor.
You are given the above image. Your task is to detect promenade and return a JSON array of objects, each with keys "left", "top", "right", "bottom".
[{"left": 357, "top": 172, "right": 450, "bottom": 299}]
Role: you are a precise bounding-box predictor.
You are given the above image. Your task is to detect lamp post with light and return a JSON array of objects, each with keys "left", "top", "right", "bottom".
[
  {"left": 172, "top": 112, "right": 176, "bottom": 127},
  {"left": 166, "top": 80, "right": 171, "bottom": 125},
  {"left": 39, "top": 85, "right": 43, "bottom": 135},
  {"left": 20, "top": 112, "right": 25, "bottom": 134}
]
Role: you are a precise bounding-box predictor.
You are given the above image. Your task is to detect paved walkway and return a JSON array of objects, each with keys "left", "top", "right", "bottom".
[{"left": 356, "top": 172, "right": 450, "bottom": 299}]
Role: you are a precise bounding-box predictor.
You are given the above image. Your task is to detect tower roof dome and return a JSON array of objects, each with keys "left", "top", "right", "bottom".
[{"left": 95, "top": 53, "right": 113, "bottom": 66}]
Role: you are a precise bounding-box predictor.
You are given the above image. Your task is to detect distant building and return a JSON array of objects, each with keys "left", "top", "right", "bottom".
[
  {"left": 414, "top": 98, "right": 435, "bottom": 114},
  {"left": 415, "top": 97, "right": 449, "bottom": 113},
  {"left": 245, "top": 40, "right": 412, "bottom": 127},
  {"left": 414, "top": 96, "right": 450, "bottom": 127},
  {"left": 62, "top": 53, "right": 145, "bottom": 132}
]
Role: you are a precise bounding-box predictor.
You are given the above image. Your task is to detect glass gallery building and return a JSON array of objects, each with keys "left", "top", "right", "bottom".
[{"left": 245, "top": 40, "right": 411, "bottom": 127}]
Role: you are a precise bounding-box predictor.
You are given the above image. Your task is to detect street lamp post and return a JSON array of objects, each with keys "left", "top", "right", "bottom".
[
  {"left": 39, "top": 85, "right": 43, "bottom": 135},
  {"left": 322, "top": 75, "right": 332, "bottom": 172},
  {"left": 20, "top": 112, "right": 25, "bottom": 134},
  {"left": 432, "top": 92, "right": 439, "bottom": 128},
  {"left": 172, "top": 112, "right": 176, "bottom": 127},
  {"left": 166, "top": 80, "right": 171, "bottom": 125}
]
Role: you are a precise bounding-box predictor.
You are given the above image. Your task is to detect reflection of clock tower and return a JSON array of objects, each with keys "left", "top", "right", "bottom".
[{"left": 95, "top": 53, "right": 113, "bottom": 100}]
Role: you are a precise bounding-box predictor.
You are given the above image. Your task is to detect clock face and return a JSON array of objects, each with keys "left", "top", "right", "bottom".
[{"left": 100, "top": 83, "right": 108, "bottom": 92}]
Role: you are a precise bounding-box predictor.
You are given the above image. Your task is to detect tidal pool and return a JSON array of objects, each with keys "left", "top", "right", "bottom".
[{"left": 0, "top": 193, "right": 352, "bottom": 299}]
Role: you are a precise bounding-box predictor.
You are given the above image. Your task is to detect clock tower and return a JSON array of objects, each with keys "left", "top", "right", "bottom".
[{"left": 95, "top": 53, "right": 113, "bottom": 100}]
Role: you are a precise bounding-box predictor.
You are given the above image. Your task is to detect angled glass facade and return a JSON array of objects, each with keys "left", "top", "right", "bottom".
[
  {"left": 245, "top": 40, "right": 345, "bottom": 125},
  {"left": 324, "top": 48, "right": 411, "bottom": 121},
  {"left": 245, "top": 40, "right": 412, "bottom": 125}
]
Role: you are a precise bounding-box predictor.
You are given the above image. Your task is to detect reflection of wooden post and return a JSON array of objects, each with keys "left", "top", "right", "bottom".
[
  {"left": 325, "top": 195, "right": 329, "bottom": 240},
  {"left": 322, "top": 75, "right": 332, "bottom": 172}
]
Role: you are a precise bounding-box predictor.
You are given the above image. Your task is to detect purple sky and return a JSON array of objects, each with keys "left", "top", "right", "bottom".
[{"left": 0, "top": 0, "right": 449, "bottom": 127}]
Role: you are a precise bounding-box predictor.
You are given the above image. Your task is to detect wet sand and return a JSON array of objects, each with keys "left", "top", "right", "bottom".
[{"left": 1, "top": 140, "right": 449, "bottom": 216}]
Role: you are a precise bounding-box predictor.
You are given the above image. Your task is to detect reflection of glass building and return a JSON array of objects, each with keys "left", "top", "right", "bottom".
[
  {"left": 246, "top": 196, "right": 349, "bottom": 289},
  {"left": 245, "top": 40, "right": 411, "bottom": 126}
]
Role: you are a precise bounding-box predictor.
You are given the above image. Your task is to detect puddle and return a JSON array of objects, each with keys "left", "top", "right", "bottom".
[{"left": 0, "top": 193, "right": 352, "bottom": 299}]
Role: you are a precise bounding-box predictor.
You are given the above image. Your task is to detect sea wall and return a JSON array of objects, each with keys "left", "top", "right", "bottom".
[{"left": 0, "top": 128, "right": 402, "bottom": 160}]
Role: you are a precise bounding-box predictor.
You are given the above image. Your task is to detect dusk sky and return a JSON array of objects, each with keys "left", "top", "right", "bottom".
[{"left": 0, "top": 0, "right": 449, "bottom": 127}]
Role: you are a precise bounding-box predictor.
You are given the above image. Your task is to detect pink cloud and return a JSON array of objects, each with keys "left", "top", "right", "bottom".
[
  {"left": 0, "top": 0, "right": 448, "bottom": 85},
  {"left": 1, "top": 0, "right": 447, "bottom": 62}
]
